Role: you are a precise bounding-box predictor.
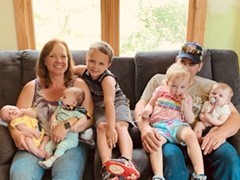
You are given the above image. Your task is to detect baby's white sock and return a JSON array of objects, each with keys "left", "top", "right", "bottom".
[{"left": 38, "top": 156, "right": 57, "bottom": 169}]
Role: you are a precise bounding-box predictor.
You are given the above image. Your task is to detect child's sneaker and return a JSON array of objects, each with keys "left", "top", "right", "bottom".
[
  {"left": 105, "top": 157, "right": 140, "bottom": 179},
  {"left": 101, "top": 165, "right": 118, "bottom": 180},
  {"left": 152, "top": 175, "right": 165, "bottom": 180},
  {"left": 191, "top": 172, "right": 207, "bottom": 180}
]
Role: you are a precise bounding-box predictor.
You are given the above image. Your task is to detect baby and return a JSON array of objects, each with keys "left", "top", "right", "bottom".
[
  {"left": 38, "top": 87, "right": 93, "bottom": 169},
  {"left": 0, "top": 105, "right": 49, "bottom": 158},
  {"left": 194, "top": 82, "right": 233, "bottom": 141}
]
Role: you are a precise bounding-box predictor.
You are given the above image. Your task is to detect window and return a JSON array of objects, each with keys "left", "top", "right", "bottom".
[
  {"left": 32, "top": 0, "right": 101, "bottom": 50},
  {"left": 120, "top": 0, "right": 188, "bottom": 56},
  {"left": 13, "top": 0, "right": 207, "bottom": 56}
]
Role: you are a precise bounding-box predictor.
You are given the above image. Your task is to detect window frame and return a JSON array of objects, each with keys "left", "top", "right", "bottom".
[{"left": 13, "top": 0, "right": 207, "bottom": 55}]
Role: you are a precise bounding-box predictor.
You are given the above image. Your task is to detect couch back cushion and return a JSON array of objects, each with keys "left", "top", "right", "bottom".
[
  {"left": 109, "top": 57, "right": 136, "bottom": 109},
  {"left": 134, "top": 50, "right": 213, "bottom": 102},
  {"left": 0, "top": 51, "right": 22, "bottom": 108},
  {"left": 21, "top": 50, "right": 40, "bottom": 85}
]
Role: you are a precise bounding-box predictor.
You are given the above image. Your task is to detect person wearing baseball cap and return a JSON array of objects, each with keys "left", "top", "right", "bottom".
[
  {"left": 134, "top": 41, "right": 240, "bottom": 180},
  {"left": 176, "top": 42, "right": 203, "bottom": 64}
]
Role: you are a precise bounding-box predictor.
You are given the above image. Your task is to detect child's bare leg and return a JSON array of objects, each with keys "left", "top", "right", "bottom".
[
  {"left": 25, "top": 137, "right": 46, "bottom": 158},
  {"left": 116, "top": 121, "right": 132, "bottom": 159},
  {"left": 97, "top": 122, "right": 112, "bottom": 164},
  {"left": 193, "top": 122, "right": 205, "bottom": 143},
  {"left": 39, "top": 135, "right": 50, "bottom": 151},
  {"left": 150, "top": 135, "right": 167, "bottom": 177},
  {"left": 178, "top": 126, "right": 204, "bottom": 174}
]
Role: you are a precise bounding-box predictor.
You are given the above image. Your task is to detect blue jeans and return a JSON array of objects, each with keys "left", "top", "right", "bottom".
[
  {"left": 162, "top": 143, "right": 189, "bottom": 180},
  {"left": 162, "top": 142, "right": 240, "bottom": 180},
  {"left": 10, "top": 143, "right": 89, "bottom": 180}
]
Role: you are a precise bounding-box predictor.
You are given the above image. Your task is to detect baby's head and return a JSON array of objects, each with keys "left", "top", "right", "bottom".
[
  {"left": 86, "top": 41, "right": 114, "bottom": 64},
  {"left": 209, "top": 82, "right": 233, "bottom": 106},
  {"left": 165, "top": 63, "right": 192, "bottom": 96},
  {"left": 61, "top": 87, "right": 85, "bottom": 109},
  {"left": 0, "top": 105, "right": 20, "bottom": 122}
]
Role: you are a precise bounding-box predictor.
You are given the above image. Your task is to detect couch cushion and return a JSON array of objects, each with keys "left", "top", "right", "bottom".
[
  {"left": 197, "top": 49, "right": 212, "bottom": 79},
  {"left": 71, "top": 50, "right": 87, "bottom": 65},
  {"left": 134, "top": 50, "right": 177, "bottom": 102},
  {"left": 21, "top": 50, "right": 39, "bottom": 86},
  {"left": 109, "top": 57, "right": 136, "bottom": 109},
  {"left": 0, "top": 51, "right": 22, "bottom": 108},
  {"left": 0, "top": 163, "right": 11, "bottom": 180},
  {"left": 0, "top": 125, "right": 17, "bottom": 164}
]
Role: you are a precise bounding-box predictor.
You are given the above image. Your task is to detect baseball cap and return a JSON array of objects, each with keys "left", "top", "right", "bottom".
[{"left": 176, "top": 42, "right": 203, "bottom": 63}]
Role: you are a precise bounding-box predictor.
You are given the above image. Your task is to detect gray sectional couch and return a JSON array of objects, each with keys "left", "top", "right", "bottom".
[{"left": 0, "top": 49, "right": 240, "bottom": 180}]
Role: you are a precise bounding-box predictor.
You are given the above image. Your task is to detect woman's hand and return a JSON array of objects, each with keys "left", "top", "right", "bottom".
[
  {"left": 52, "top": 123, "right": 67, "bottom": 144},
  {"left": 12, "top": 129, "right": 33, "bottom": 151}
]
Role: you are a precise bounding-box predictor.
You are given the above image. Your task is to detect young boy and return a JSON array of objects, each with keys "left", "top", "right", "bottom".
[
  {"left": 74, "top": 41, "right": 140, "bottom": 180},
  {"left": 194, "top": 82, "right": 233, "bottom": 141},
  {"left": 0, "top": 105, "right": 49, "bottom": 158},
  {"left": 141, "top": 63, "right": 206, "bottom": 180},
  {"left": 38, "top": 87, "right": 92, "bottom": 169}
]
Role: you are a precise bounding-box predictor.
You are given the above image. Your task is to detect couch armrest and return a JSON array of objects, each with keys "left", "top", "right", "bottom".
[
  {"left": 0, "top": 125, "right": 17, "bottom": 165},
  {"left": 228, "top": 129, "right": 240, "bottom": 155}
]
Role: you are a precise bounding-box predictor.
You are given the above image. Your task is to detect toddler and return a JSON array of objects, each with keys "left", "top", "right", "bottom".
[{"left": 142, "top": 63, "right": 206, "bottom": 180}]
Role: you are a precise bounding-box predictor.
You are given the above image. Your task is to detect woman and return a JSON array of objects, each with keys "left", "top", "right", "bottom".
[{"left": 9, "top": 39, "right": 94, "bottom": 180}]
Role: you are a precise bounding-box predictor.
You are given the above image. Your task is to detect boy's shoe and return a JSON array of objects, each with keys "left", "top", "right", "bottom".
[
  {"left": 105, "top": 157, "right": 140, "bottom": 180},
  {"left": 191, "top": 172, "right": 207, "bottom": 180},
  {"left": 152, "top": 175, "right": 165, "bottom": 180},
  {"left": 101, "top": 165, "right": 118, "bottom": 180}
]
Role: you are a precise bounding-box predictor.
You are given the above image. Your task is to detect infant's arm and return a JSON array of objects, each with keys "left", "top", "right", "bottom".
[
  {"left": 15, "top": 124, "right": 40, "bottom": 138},
  {"left": 20, "top": 108, "right": 36, "bottom": 118},
  {"left": 205, "top": 112, "right": 229, "bottom": 126},
  {"left": 71, "top": 115, "right": 88, "bottom": 132}
]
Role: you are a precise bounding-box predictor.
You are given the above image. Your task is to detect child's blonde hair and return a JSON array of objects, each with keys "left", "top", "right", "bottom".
[
  {"left": 166, "top": 63, "right": 192, "bottom": 83},
  {"left": 86, "top": 41, "right": 114, "bottom": 64},
  {"left": 212, "top": 82, "right": 233, "bottom": 100}
]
